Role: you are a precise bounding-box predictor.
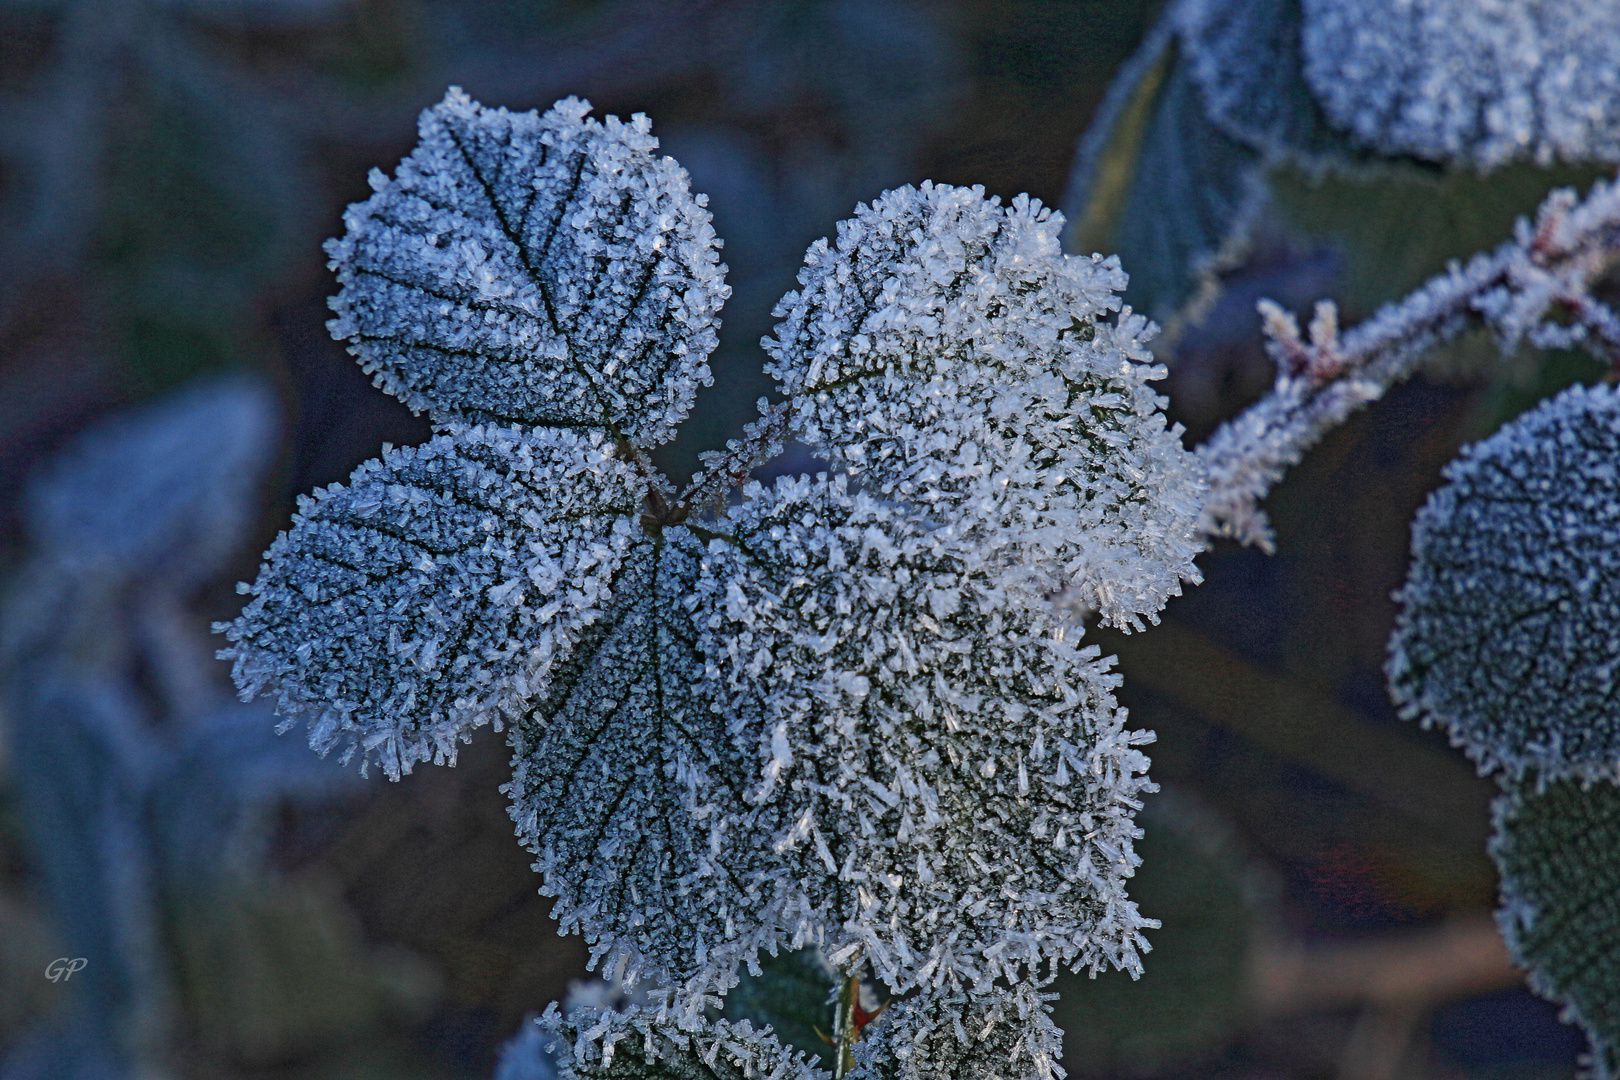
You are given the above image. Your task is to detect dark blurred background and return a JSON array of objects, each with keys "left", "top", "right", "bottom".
[{"left": 0, "top": 2, "right": 1587, "bottom": 1078}]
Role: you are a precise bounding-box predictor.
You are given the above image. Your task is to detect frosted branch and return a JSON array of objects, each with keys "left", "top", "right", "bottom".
[{"left": 1197, "top": 174, "right": 1620, "bottom": 550}]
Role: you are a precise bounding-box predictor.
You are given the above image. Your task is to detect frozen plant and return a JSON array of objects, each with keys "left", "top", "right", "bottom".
[
  {"left": 219, "top": 89, "right": 1205, "bottom": 1077},
  {"left": 1381, "top": 381, "right": 1620, "bottom": 1074},
  {"left": 1197, "top": 177, "right": 1620, "bottom": 548},
  {"left": 1050, "top": 1, "right": 1620, "bottom": 1071},
  {"left": 1189, "top": 162, "right": 1620, "bottom": 1080}
]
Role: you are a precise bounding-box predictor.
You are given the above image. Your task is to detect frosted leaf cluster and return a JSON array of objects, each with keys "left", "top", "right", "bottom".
[
  {"left": 1300, "top": 0, "right": 1620, "bottom": 170},
  {"left": 696, "top": 474, "right": 1158, "bottom": 994},
  {"left": 848, "top": 985, "right": 1065, "bottom": 1080},
  {"left": 764, "top": 181, "right": 1204, "bottom": 630},
  {"left": 539, "top": 1004, "right": 817, "bottom": 1080},
  {"left": 325, "top": 89, "right": 727, "bottom": 446},
  {"left": 224, "top": 87, "right": 1208, "bottom": 1075},
  {"left": 221, "top": 424, "right": 648, "bottom": 779},
  {"left": 1389, "top": 383, "right": 1620, "bottom": 782}
]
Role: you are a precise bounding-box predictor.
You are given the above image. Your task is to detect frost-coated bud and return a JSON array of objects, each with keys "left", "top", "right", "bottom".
[
  {"left": 1389, "top": 383, "right": 1620, "bottom": 782},
  {"left": 1300, "top": 0, "right": 1620, "bottom": 169}
]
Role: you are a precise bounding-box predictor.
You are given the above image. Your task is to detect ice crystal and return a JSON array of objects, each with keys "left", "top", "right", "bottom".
[
  {"left": 695, "top": 474, "right": 1159, "bottom": 994},
  {"left": 540, "top": 1004, "right": 818, "bottom": 1080},
  {"left": 221, "top": 424, "right": 649, "bottom": 779},
  {"left": 1388, "top": 383, "right": 1620, "bottom": 782},
  {"left": 325, "top": 89, "right": 728, "bottom": 445},
  {"left": 763, "top": 181, "right": 1204, "bottom": 631},
  {"left": 1299, "top": 0, "right": 1620, "bottom": 170},
  {"left": 847, "top": 985, "right": 1064, "bottom": 1080}
]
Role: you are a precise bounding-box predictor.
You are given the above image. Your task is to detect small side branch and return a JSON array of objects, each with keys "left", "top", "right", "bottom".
[
  {"left": 676, "top": 400, "right": 791, "bottom": 515},
  {"left": 1197, "top": 175, "right": 1620, "bottom": 550}
]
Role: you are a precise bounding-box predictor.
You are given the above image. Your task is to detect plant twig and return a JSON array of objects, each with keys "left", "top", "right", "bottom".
[
  {"left": 829, "top": 962, "right": 886, "bottom": 1079},
  {"left": 1197, "top": 174, "right": 1620, "bottom": 550}
]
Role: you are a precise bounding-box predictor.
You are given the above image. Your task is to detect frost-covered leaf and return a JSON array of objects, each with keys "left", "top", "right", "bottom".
[
  {"left": 1388, "top": 383, "right": 1620, "bottom": 782},
  {"left": 696, "top": 475, "right": 1158, "bottom": 994},
  {"left": 847, "top": 985, "right": 1064, "bottom": 1080},
  {"left": 1300, "top": 0, "right": 1620, "bottom": 170},
  {"left": 765, "top": 182, "right": 1203, "bottom": 630},
  {"left": 1061, "top": 15, "right": 1177, "bottom": 262},
  {"left": 325, "top": 89, "right": 728, "bottom": 444},
  {"left": 502, "top": 528, "right": 789, "bottom": 1010},
  {"left": 1492, "top": 778, "right": 1620, "bottom": 1079},
  {"left": 221, "top": 424, "right": 647, "bottom": 779},
  {"left": 541, "top": 1003, "right": 819, "bottom": 1080},
  {"left": 1088, "top": 51, "right": 1265, "bottom": 330},
  {"left": 1062, "top": 0, "right": 1351, "bottom": 327},
  {"left": 1173, "top": 0, "right": 1357, "bottom": 165}
]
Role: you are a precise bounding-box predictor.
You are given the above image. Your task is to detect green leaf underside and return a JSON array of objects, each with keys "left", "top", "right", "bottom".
[{"left": 721, "top": 949, "right": 838, "bottom": 1066}]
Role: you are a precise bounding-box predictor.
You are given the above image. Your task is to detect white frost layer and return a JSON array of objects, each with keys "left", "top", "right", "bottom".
[
  {"left": 764, "top": 181, "right": 1204, "bottom": 632},
  {"left": 1300, "top": 0, "right": 1620, "bottom": 168},
  {"left": 1390, "top": 382, "right": 1620, "bottom": 782},
  {"left": 221, "top": 424, "right": 647, "bottom": 779},
  {"left": 326, "top": 89, "right": 727, "bottom": 445}
]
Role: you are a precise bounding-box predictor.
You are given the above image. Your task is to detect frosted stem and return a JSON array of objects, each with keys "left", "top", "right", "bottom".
[{"left": 1196, "top": 173, "right": 1620, "bottom": 551}]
